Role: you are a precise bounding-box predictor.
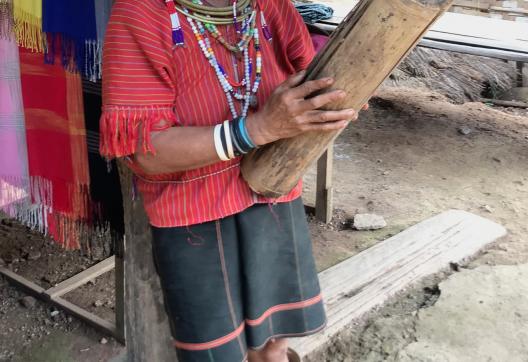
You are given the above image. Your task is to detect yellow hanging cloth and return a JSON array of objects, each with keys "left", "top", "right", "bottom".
[{"left": 13, "top": 0, "right": 44, "bottom": 52}]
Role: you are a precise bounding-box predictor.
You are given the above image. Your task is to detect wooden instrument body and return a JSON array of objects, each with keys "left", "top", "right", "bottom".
[{"left": 241, "top": 0, "right": 453, "bottom": 198}]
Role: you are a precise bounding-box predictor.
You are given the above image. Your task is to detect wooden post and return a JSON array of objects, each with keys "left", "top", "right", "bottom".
[
  {"left": 315, "top": 144, "right": 334, "bottom": 223},
  {"left": 118, "top": 163, "right": 176, "bottom": 362},
  {"left": 114, "top": 243, "right": 125, "bottom": 343},
  {"left": 517, "top": 61, "right": 525, "bottom": 87},
  {"left": 241, "top": 0, "right": 454, "bottom": 198}
]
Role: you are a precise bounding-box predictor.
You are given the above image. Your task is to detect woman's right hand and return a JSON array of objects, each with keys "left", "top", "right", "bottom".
[{"left": 246, "top": 71, "right": 358, "bottom": 146}]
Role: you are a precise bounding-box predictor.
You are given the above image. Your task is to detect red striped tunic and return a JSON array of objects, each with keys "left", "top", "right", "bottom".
[{"left": 100, "top": 0, "right": 315, "bottom": 227}]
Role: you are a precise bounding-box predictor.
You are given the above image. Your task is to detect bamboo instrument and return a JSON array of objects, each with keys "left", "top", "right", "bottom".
[{"left": 241, "top": 0, "right": 454, "bottom": 197}]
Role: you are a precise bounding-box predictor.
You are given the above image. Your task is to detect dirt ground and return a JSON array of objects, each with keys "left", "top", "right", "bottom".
[{"left": 1, "top": 74, "right": 528, "bottom": 360}]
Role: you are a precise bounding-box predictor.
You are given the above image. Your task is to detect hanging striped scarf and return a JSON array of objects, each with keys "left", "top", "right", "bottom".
[
  {"left": 0, "top": 0, "right": 31, "bottom": 219},
  {"left": 42, "top": 0, "right": 100, "bottom": 81},
  {"left": 19, "top": 48, "right": 92, "bottom": 250},
  {"left": 13, "top": 0, "right": 44, "bottom": 52}
]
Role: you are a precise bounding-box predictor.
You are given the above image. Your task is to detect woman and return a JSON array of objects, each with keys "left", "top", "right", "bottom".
[{"left": 101, "top": 0, "right": 360, "bottom": 361}]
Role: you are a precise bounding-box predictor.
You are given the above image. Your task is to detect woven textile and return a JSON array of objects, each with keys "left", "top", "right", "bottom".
[
  {"left": 0, "top": 1, "right": 31, "bottom": 218},
  {"left": 42, "top": 0, "right": 100, "bottom": 80},
  {"left": 19, "top": 48, "right": 91, "bottom": 250}
]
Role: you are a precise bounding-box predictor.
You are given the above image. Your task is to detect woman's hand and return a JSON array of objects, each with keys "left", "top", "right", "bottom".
[{"left": 246, "top": 71, "right": 359, "bottom": 146}]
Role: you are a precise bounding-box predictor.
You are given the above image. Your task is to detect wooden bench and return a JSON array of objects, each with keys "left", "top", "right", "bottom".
[{"left": 310, "top": 1, "right": 528, "bottom": 222}]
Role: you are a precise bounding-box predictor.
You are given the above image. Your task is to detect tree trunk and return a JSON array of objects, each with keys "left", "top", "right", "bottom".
[
  {"left": 241, "top": 0, "right": 454, "bottom": 197},
  {"left": 118, "top": 162, "right": 176, "bottom": 362}
]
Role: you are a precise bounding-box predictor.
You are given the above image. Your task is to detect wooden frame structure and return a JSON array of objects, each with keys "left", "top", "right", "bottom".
[{"left": 0, "top": 255, "right": 125, "bottom": 343}]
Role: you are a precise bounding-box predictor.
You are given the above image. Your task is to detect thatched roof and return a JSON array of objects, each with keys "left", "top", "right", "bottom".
[{"left": 386, "top": 47, "right": 517, "bottom": 103}]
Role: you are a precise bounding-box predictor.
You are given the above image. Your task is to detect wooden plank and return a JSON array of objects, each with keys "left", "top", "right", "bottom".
[
  {"left": 0, "top": 267, "right": 46, "bottom": 295},
  {"left": 118, "top": 163, "right": 176, "bottom": 361},
  {"left": 315, "top": 144, "right": 334, "bottom": 223},
  {"left": 44, "top": 256, "right": 115, "bottom": 298},
  {"left": 481, "top": 97, "right": 528, "bottom": 108},
  {"left": 51, "top": 296, "right": 120, "bottom": 342},
  {"left": 517, "top": 62, "right": 525, "bottom": 88},
  {"left": 422, "top": 31, "right": 528, "bottom": 54},
  {"left": 489, "top": 6, "right": 528, "bottom": 15},
  {"left": 311, "top": 24, "right": 528, "bottom": 62},
  {"left": 419, "top": 38, "right": 528, "bottom": 62},
  {"left": 241, "top": 0, "right": 454, "bottom": 197},
  {"left": 0, "top": 267, "right": 123, "bottom": 342},
  {"left": 289, "top": 210, "right": 507, "bottom": 358},
  {"left": 114, "top": 253, "right": 126, "bottom": 343}
]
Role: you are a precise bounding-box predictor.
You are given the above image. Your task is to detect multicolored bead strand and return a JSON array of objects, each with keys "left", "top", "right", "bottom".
[{"left": 180, "top": 0, "right": 264, "bottom": 118}]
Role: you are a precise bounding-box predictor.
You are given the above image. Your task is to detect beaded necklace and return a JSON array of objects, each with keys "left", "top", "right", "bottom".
[{"left": 172, "top": 0, "right": 269, "bottom": 118}]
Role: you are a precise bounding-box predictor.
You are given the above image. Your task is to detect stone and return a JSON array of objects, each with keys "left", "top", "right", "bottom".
[
  {"left": 492, "top": 157, "right": 502, "bottom": 163},
  {"left": 398, "top": 264, "right": 528, "bottom": 362},
  {"left": 19, "top": 296, "right": 37, "bottom": 309},
  {"left": 353, "top": 214, "right": 387, "bottom": 230},
  {"left": 100, "top": 337, "right": 108, "bottom": 345},
  {"left": 50, "top": 310, "right": 59, "bottom": 318},
  {"left": 26, "top": 251, "right": 41, "bottom": 261},
  {"left": 457, "top": 126, "right": 472, "bottom": 135},
  {"left": 482, "top": 205, "right": 493, "bottom": 213},
  {"left": 93, "top": 300, "right": 104, "bottom": 308}
]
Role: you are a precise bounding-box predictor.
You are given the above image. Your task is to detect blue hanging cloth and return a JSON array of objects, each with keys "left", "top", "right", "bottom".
[
  {"left": 42, "top": 0, "right": 99, "bottom": 81},
  {"left": 294, "top": 2, "right": 334, "bottom": 24}
]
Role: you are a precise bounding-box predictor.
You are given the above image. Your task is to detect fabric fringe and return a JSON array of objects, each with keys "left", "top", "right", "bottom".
[
  {"left": 2, "top": 175, "right": 113, "bottom": 253},
  {"left": 13, "top": 6, "right": 44, "bottom": 52},
  {"left": 99, "top": 106, "right": 177, "bottom": 159},
  {"left": 85, "top": 39, "right": 103, "bottom": 82},
  {"left": 0, "top": 0, "right": 14, "bottom": 41},
  {"left": 44, "top": 34, "right": 104, "bottom": 81},
  {"left": 0, "top": 176, "right": 30, "bottom": 217}
]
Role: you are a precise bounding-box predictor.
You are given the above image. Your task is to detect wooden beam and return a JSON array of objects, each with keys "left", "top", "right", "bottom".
[
  {"left": 0, "top": 267, "right": 46, "bottom": 295},
  {"left": 517, "top": 62, "right": 525, "bottom": 88},
  {"left": 118, "top": 163, "right": 175, "bottom": 361},
  {"left": 44, "top": 256, "right": 115, "bottom": 299},
  {"left": 419, "top": 38, "right": 528, "bottom": 62},
  {"left": 289, "top": 210, "right": 507, "bottom": 359},
  {"left": 51, "top": 296, "right": 121, "bottom": 343},
  {"left": 241, "top": 0, "right": 454, "bottom": 197},
  {"left": 0, "top": 266, "right": 123, "bottom": 343},
  {"left": 114, "top": 252, "right": 126, "bottom": 343},
  {"left": 489, "top": 6, "right": 528, "bottom": 16},
  {"left": 481, "top": 98, "right": 528, "bottom": 109},
  {"left": 315, "top": 145, "right": 334, "bottom": 223}
]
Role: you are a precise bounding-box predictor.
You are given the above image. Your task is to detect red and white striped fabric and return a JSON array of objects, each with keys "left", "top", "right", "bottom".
[{"left": 100, "top": 0, "right": 315, "bottom": 227}]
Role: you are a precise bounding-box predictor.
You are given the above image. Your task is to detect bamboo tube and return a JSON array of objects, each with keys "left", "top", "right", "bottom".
[{"left": 241, "top": 0, "right": 454, "bottom": 198}]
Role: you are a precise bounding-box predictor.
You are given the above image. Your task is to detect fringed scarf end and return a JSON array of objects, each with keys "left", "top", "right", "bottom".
[{"left": 13, "top": 6, "right": 44, "bottom": 52}]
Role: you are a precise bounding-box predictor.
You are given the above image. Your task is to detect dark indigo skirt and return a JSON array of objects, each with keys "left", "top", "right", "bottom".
[{"left": 151, "top": 197, "right": 327, "bottom": 362}]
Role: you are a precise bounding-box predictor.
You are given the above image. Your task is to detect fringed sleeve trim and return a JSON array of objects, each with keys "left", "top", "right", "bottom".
[{"left": 99, "top": 105, "right": 177, "bottom": 159}]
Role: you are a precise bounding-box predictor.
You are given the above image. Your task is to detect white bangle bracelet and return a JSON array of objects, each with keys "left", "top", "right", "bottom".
[
  {"left": 223, "top": 120, "right": 235, "bottom": 159},
  {"left": 214, "top": 124, "right": 229, "bottom": 161}
]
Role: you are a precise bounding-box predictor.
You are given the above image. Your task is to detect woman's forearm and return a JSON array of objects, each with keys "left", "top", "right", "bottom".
[
  {"left": 134, "top": 72, "right": 360, "bottom": 175},
  {"left": 135, "top": 126, "right": 219, "bottom": 175}
]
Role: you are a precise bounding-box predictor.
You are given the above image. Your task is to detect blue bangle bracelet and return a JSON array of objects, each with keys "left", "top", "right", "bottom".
[{"left": 238, "top": 117, "right": 256, "bottom": 149}]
